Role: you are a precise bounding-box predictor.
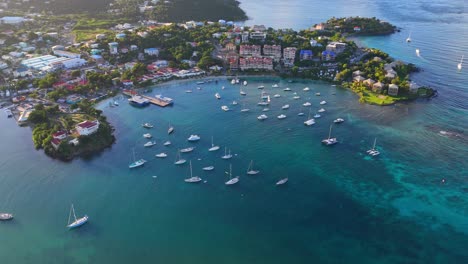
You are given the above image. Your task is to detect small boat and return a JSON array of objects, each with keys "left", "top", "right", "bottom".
[
  {"left": 315, "top": 92, "right": 321, "bottom": 96},
  {"left": 304, "top": 110, "right": 315, "bottom": 126},
  {"left": 281, "top": 104, "right": 290, "bottom": 110},
  {"left": 334, "top": 118, "right": 345, "bottom": 124},
  {"left": 320, "top": 101, "right": 327, "bottom": 105},
  {"left": 129, "top": 149, "right": 146, "bottom": 168},
  {"left": 180, "top": 147, "right": 195, "bottom": 153},
  {"left": 113, "top": 100, "right": 119, "bottom": 106},
  {"left": 257, "top": 101, "right": 269, "bottom": 106},
  {"left": 246, "top": 160, "right": 260, "bottom": 175},
  {"left": 232, "top": 101, "right": 238, "bottom": 105},
  {"left": 322, "top": 125, "right": 338, "bottom": 145},
  {"left": 257, "top": 114, "right": 268, "bottom": 120},
  {"left": 273, "top": 94, "right": 281, "bottom": 98},
  {"left": 185, "top": 161, "right": 202, "bottom": 183},
  {"left": 303, "top": 102, "right": 311, "bottom": 107},
  {"left": 0, "top": 213, "right": 13, "bottom": 221},
  {"left": 196, "top": 81, "right": 205, "bottom": 85},
  {"left": 221, "top": 105, "right": 230, "bottom": 111},
  {"left": 163, "top": 141, "right": 171, "bottom": 146},
  {"left": 215, "top": 93, "right": 221, "bottom": 99},
  {"left": 144, "top": 141, "right": 156, "bottom": 147},
  {"left": 231, "top": 79, "right": 236, "bottom": 84},
  {"left": 185, "top": 90, "right": 193, "bottom": 93},
  {"left": 406, "top": 32, "right": 412, "bottom": 43},
  {"left": 276, "top": 178, "right": 288, "bottom": 186},
  {"left": 272, "top": 84, "right": 279, "bottom": 88},
  {"left": 235, "top": 79, "right": 240, "bottom": 84},
  {"left": 257, "top": 85, "right": 265, "bottom": 89},
  {"left": 222, "top": 86, "right": 225, "bottom": 90},
  {"left": 155, "top": 152, "right": 168, "bottom": 158},
  {"left": 66, "top": 204, "right": 88, "bottom": 229},
  {"left": 241, "top": 108, "right": 250, "bottom": 112},
  {"left": 458, "top": 55, "right": 463, "bottom": 71},
  {"left": 143, "top": 133, "right": 152, "bottom": 139},
  {"left": 303, "top": 87, "right": 310, "bottom": 91},
  {"left": 318, "top": 108, "right": 326, "bottom": 113},
  {"left": 221, "top": 147, "right": 233, "bottom": 159},
  {"left": 314, "top": 114, "right": 321, "bottom": 118},
  {"left": 209, "top": 136, "right": 220, "bottom": 151},
  {"left": 168, "top": 126, "right": 174, "bottom": 134},
  {"left": 197, "top": 87, "right": 202, "bottom": 90},
  {"left": 243, "top": 80, "right": 248, "bottom": 86},
  {"left": 415, "top": 48, "right": 420, "bottom": 57},
  {"left": 187, "top": 135, "right": 201, "bottom": 142},
  {"left": 203, "top": 166, "right": 214, "bottom": 171},
  {"left": 225, "top": 164, "right": 239, "bottom": 185},
  {"left": 262, "top": 108, "right": 269, "bottom": 112},
  {"left": 240, "top": 89, "right": 247, "bottom": 96},
  {"left": 287, "top": 80, "right": 293, "bottom": 83},
  {"left": 367, "top": 138, "right": 380, "bottom": 157},
  {"left": 283, "top": 87, "right": 291, "bottom": 91},
  {"left": 277, "top": 114, "right": 287, "bottom": 120},
  {"left": 4, "top": 109, "right": 13, "bottom": 118},
  {"left": 293, "top": 96, "right": 301, "bottom": 100},
  {"left": 174, "top": 151, "right": 187, "bottom": 165},
  {"left": 142, "top": 123, "right": 153, "bottom": 128},
  {"left": 297, "top": 112, "right": 305, "bottom": 116}
]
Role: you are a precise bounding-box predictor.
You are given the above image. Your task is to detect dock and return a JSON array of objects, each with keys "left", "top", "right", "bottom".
[{"left": 140, "top": 95, "right": 172, "bottom": 107}]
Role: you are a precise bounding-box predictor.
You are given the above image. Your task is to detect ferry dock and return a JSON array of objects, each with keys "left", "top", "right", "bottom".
[{"left": 140, "top": 95, "right": 173, "bottom": 107}]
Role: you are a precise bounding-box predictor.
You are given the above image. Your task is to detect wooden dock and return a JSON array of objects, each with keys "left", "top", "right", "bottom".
[{"left": 140, "top": 95, "right": 172, "bottom": 107}]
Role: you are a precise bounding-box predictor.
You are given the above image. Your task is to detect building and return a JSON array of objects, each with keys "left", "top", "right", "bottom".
[
  {"left": 53, "top": 50, "right": 81, "bottom": 59},
  {"left": 0, "top": 16, "right": 25, "bottom": 24},
  {"left": 96, "top": 34, "right": 106, "bottom": 40},
  {"left": 263, "top": 45, "right": 282, "bottom": 61},
  {"left": 52, "top": 131, "right": 67, "bottom": 140},
  {"left": 283, "top": 47, "right": 297, "bottom": 67},
  {"left": 241, "top": 32, "right": 249, "bottom": 43},
  {"left": 299, "top": 50, "right": 313, "bottom": 61},
  {"left": 76, "top": 120, "right": 100, "bottom": 136},
  {"left": 372, "top": 82, "right": 384, "bottom": 93},
  {"left": 108, "top": 42, "right": 118, "bottom": 55},
  {"left": 225, "top": 43, "right": 237, "bottom": 52},
  {"left": 326, "top": 42, "right": 347, "bottom": 54},
  {"left": 309, "top": 39, "right": 320, "bottom": 47},
  {"left": 321, "top": 51, "right": 336, "bottom": 61},
  {"left": 51, "top": 138, "right": 61, "bottom": 150},
  {"left": 239, "top": 57, "right": 273, "bottom": 71},
  {"left": 144, "top": 48, "right": 159, "bottom": 56},
  {"left": 313, "top": 23, "right": 327, "bottom": 31},
  {"left": 249, "top": 31, "right": 267, "bottom": 40},
  {"left": 353, "top": 75, "right": 365, "bottom": 82},
  {"left": 240, "top": 45, "right": 261, "bottom": 57},
  {"left": 363, "top": 78, "right": 375, "bottom": 87},
  {"left": 409, "top": 82, "right": 420, "bottom": 94},
  {"left": 388, "top": 84, "right": 399, "bottom": 96},
  {"left": 115, "top": 33, "right": 126, "bottom": 39}
]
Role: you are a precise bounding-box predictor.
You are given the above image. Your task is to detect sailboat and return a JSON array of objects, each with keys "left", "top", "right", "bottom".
[
  {"left": 367, "top": 138, "right": 380, "bottom": 156},
  {"left": 215, "top": 93, "right": 221, "bottom": 99},
  {"left": 458, "top": 55, "right": 463, "bottom": 71},
  {"left": 221, "top": 147, "right": 232, "bottom": 159},
  {"left": 225, "top": 164, "right": 239, "bottom": 185},
  {"left": 168, "top": 125, "right": 174, "bottom": 134},
  {"left": 240, "top": 102, "right": 250, "bottom": 112},
  {"left": 0, "top": 213, "right": 13, "bottom": 220},
  {"left": 304, "top": 109, "right": 315, "bottom": 126},
  {"left": 276, "top": 178, "right": 288, "bottom": 186},
  {"left": 321, "top": 125, "right": 338, "bottom": 145},
  {"left": 174, "top": 150, "right": 187, "bottom": 165},
  {"left": 240, "top": 87, "right": 246, "bottom": 96},
  {"left": 66, "top": 204, "right": 88, "bottom": 229},
  {"left": 415, "top": 48, "right": 420, "bottom": 57},
  {"left": 184, "top": 161, "right": 202, "bottom": 183},
  {"left": 406, "top": 31, "right": 412, "bottom": 43},
  {"left": 129, "top": 149, "right": 147, "bottom": 168},
  {"left": 208, "top": 136, "right": 220, "bottom": 151},
  {"left": 246, "top": 160, "right": 260, "bottom": 175}
]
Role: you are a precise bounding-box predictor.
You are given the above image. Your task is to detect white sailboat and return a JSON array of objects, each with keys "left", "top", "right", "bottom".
[
  {"left": 187, "top": 135, "right": 200, "bottom": 141},
  {"left": 277, "top": 114, "right": 287, "bottom": 119},
  {"left": 168, "top": 125, "right": 174, "bottom": 134},
  {"left": 221, "top": 147, "right": 233, "bottom": 159},
  {"left": 202, "top": 166, "right": 214, "bottom": 171},
  {"left": 415, "top": 48, "right": 420, "bottom": 57},
  {"left": 240, "top": 102, "right": 250, "bottom": 112},
  {"left": 184, "top": 161, "right": 202, "bottom": 183},
  {"left": 257, "top": 114, "right": 268, "bottom": 120},
  {"left": 334, "top": 118, "right": 344, "bottom": 124},
  {"left": 215, "top": 93, "right": 221, "bottom": 99},
  {"left": 142, "top": 123, "right": 153, "bottom": 128},
  {"left": 406, "top": 31, "right": 412, "bottom": 43},
  {"left": 303, "top": 102, "right": 311, "bottom": 107},
  {"left": 246, "top": 160, "right": 260, "bottom": 175},
  {"left": 367, "top": 138, "right": 380, "bottom": 156},
  {"left": 143, "top": 141, "right": 156, "bottom": 147},
  {"left": 304, "top": 110, "right": 315, "bottom": 126},
  {"left": 303, "top": 87, "right": 310, "bottom": 91},
  {"left": 66, "top": 204, "right": 88, "bottom": 229},
  {"left": 281, "top": 104, "right": 290, "bottom": 110},
  {"left": 243, "top": 80, "right": 248, "bottom": 86},
  {"left": 129, "top": 149, "right": 146, "bottom": 168},
  {"left": 276, "top": 178, "right": 288, "bottom": 186},
  {"left": 180, "top": 147, "right": 195, "bottom": 153},
  {"left": 322, "top": 125, "right": 338, "bottom": 145},
  {"left": 163, "top": 141, "right": 171, "bottom": 146},
  {"left": 221, "top": 105, "right": 230, "bottom": 111},
  {"left": 457, "top": 55, "right": 463, "bottom": 71},
  {"left": 208, "top": 136, "right": 220, "bottom": 151},
  {"left": 240, "top": 87, "right": 247, "bottom": 96},
  {"left": 143, "top": 133, "right": 152, "bottom": 139},
  {"left": 225, "top": 164, "right": 239, "bottom": 185},
  {"left": 174, "top": 150, "right": 187, "bottom": 165}
]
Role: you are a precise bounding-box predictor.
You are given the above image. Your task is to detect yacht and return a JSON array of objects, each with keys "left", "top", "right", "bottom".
[
  {"left": 303, "top": 102, "right": 311, "bottom": 107},
  {"left": 281, "top": 104, "right": 290, "bottom": 110},
  {"left": 232, "top": 101, "right": 238, "bottom": 105},
  {"left": 221, "top": 105, "right": 230, "bottom": 111},
  {"left": 66, "top": 204, "right": 88, "bottom": 229},
  {"left": 322, "top": 125, "right": 338, "bottom": 145},
  {"left": 174, "top": 151, "right": 187, "bottom": 165},
  {"left": 155, "top": 152, "right": 168, "bottom": 158},
  {"left": 272, "top": 84, "right": 279, "bottom": 88},
  {"left": 315, "top": 92, "right": 321, "bottom": 96},
  {"left": 209, "top": 136, "right": 220, "bottom": 151},
  {"left": 163, "top": 141, "right": 171, "bottom": 146},
  {"left": 303, "top": 87, "right": 310, "bottom": 91},
  {"left": 257, "top": 85, "right": 265, "bottom": 89},
  {"left": 246, "top": 160, "right": 260, "bottom": 175},
  {"left": 225, "top": 164, "right": 239, "bottom": 185},
  {"left": 203, "top": 166, "right": 214, "bottom": 171},
  {"left": 221, "top": 147, "right": 233, "bottom": 159},
  {"left": 185, "top": 161, "right": 202, "bottom": 183},
  {"left": 243, "top": 80, "right": 248, "bottom": 86},
  {"left": 277, "top": 114, "right": 287, "bottom": 120},
  {"left": 113, "top": 100, "right": 119, "bottom": 106},
  {"left": 215, "top": 93, "right": 221, "bottom": 99},
  {"left": 187, "top": 135, "right": 201, "bottom": 142},
  {"left": 304, "top": 110, "right": 315, "bottom": 126},
  {"left": 273, "top": 94, "right": 281, "bottom": 98},
  {"left": 129, "top": 149, "right": 146, "bottom": 168},
  {"left": 0, "top": 213, "right": 13, "bottom": 221},
  {"left": 314, "top": 113, "right": 321, "bottom": 118},
  {"left": 168, "top": 125, "right": 174, "bottom": 134},
  {"left": 257, "top": 114, "right": 268, "bottom": 120},
  {"left": 320, "top": 100, "right": 327, "bottom": 105},
  {"left": 297, "top": 112, "right": 305, "bottom": 116},
  {"left": 318, "top": 108, "right": 326, "bottom": 113},
  {"left": 143, "top": 133, "right": 152, "bottom": 139},
  {"left": 333, "top": 118, "right": 345, "bottom": 124},
  {"left": 180, "top": 147, "right": 195, "bottom": 153},
  {"left": 367, "top": 138, "right": 380, "bottom": 157},
  {"left": 143, "top": 141, "right": 156, "bottom": 147},
  {"left": 142, "top": 123, "right": 153, "bottom": 128},
  {"left": 283, "top": 87, "right": 292, "bottom": 91},
  {"left": 276, "top": 178, "right": 288, "bottom": 186}
]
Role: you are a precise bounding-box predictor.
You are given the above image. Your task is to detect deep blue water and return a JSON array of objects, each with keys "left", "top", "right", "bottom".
[{"left": 1, "top": 1, "right": 468, "bottom": 263}]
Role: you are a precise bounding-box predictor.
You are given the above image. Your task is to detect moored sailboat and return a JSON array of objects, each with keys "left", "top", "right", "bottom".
[
  {"left": 66, "top": 204, "right": 88, "bottom": 229},
  {"left": 184, "top": 161, "right": 202, "bottom": 183},
  {"left": 367, "top": 138, "right": 380, "bottom": 156},
  {"left": 246, "top": 160, "right": 260, "bottom": 175},
  {"left": 225, "top": 164, "right": 239, "bottom": 185},
  {"left": 208, "top": 136, "right": 220, "bottom": 151},
  {"left": 322, "top": 125, "right": 338, "bottom": 145}
]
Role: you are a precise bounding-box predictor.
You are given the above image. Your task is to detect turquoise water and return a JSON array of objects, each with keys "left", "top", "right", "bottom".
[{"left": 1, "top": 1, "right": 468, "bottom": 263}]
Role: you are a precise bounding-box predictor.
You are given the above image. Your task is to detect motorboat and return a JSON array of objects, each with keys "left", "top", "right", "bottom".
[
  {"left": 144, "top": 141, "right": 156, "bottom": 147},
  {"left": 232, "top": 101, "right": 238, "bottom": 105},
  {"left": 277, "top": 114, "right": 287, "bottom": 120},
  {"left": 334, "top": 118, "right": 345, "bottom": 124},
  {"left": 293, "top": 96, "right": 300, "bottom": 100},
  {"left": 203, "top": 166, "right": 214, "bottom": 171},
  {"left": 257, "top": 101, "right": 269, "bottom": 106},
  {"left": 297, "top": 112, "right": 305, "bottom": 116},
  {"left": 320, "top": 101, "right": 327, "bottom": 105},
  {"left": 276, "top": 178, "right": 288, "bottom": 185},
  {"left": 314, "top": 114, "right": 321, "bottom": 118},
  {"left": 0, "top": 213, "right": 13, "bottom": 221},
  {"left": 187, "top": 135, "right": 201, "bottom": 141},
  {"left": 142, "top": 123, "right": 153, "bottom": 128},
  {"left": 283, "top": 87, "right": 292, "bottom": 91},
  {"left": 273, "top": 94, "right": 281, "bottom": 98},
  {"left": 258, "top": 85, "right": 265, "bottom": 89},
  {"left": 257, "top": 114, "right": 268, "bottom": 120},
  {"left": 180, "top": 147, "right": 195, "bottom": 153},
  {"left": 215, "top": 93, "right": 221, "bottom": 99},
  {"left": 318, "top": 108, "right": 326, "bottom": 113},
  {"left": 221, "top": 105, "right": 230, "bottom": 111},
  {"left": 155, "top": 152, "right": 168, "bottom": 158},
  {"left": 272, "top": 84, "right": 279, "bottom": 88},
  {"left": 303, "top": 87, "right": 310, "bottom": 91},
  {"left": 281, "top": 104, "right": 290, "bottom": 110},
  {"left": 262, "top": 108, "right": 269, "bottom": 112},
  {"left": 303, "top": 102, "right": 311, "bottom": 107},
  {"left": 163, "top": 141, "right": 171, "bottom": 146},
  {"left": 143, "top": 133, "right": 152, "bottom": 139},
  {"left": 315, "top": 92, "right": 321, "bottom": 96}
]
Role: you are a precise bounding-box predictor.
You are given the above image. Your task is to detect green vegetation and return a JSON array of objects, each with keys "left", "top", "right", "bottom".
[
  {"left": 326, "top": 17, "right": 396, "bottom": 35},
  {"left": 73, "top": 17, "right": 132, "bottom": 41}
]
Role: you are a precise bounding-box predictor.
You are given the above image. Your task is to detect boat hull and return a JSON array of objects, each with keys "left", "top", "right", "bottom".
[{"left": 67, "top": 216, "right": 88, "bottom": 229}]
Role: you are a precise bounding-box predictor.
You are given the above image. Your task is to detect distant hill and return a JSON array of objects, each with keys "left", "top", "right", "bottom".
[{"left": 10, "top": 0, "right": 114, "bottom": 14}]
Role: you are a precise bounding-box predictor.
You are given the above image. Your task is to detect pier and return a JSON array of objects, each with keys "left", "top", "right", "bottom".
[{"left": 140, "top": 95, "right": 173, "bottom": 107}]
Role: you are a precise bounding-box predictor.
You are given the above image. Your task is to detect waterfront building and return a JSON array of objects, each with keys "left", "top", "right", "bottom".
[
  {"left": 51, "top": 138, "right": 61, "bottom": 150},
  {"left": 52, "top": 131, "right": 68, "bottom": 140},
  {"left": 409, "top": 82, "right": 420, "bottom": 94},
  {"left": 283, "top": 47, "right": 297, "bottom": 67},
  {"left": 326, "top": 42, "right": 347, "bottom": 54},
  {"left": 353, "top": 75, "right": 365, "bottom": 82},
  {"left": 388, "top": 84, "right": 399, "bottom": 96},
  {"left": 241, "top": 32, "right": 249, "bottom": 43},
  {"left": 108, "top": 42, "right": 118, "bottom": 55},
  {"left": 240, "top": 45, "right": 261, "bottom": 57},
  {"left": 263, "top": 45, "right": 282, "bottom": 61},
  {"left": 115, "top": 33, "right": 126, "bottom": 40},
  {"left": 299, "top": 50, "right": 313, "bottom": 61},
  {"left": 321, "top": 50, "right": 336, "bottom": 61},
  {"left": 249, "top": 31, "right": 267, "bottom": 40},
  {"left": 53, "top": 50, "right": 81, "bottom": 59},
  {"left": 239, "top": 57, "right": 273, "bottom": 71},
  {"left": 76, "top": 120, "right": 100, "bottom": 136},
  {"left": 363, "top": 78, "right": 375, "bottom": 87},
  {"left": 313, "top": 23, "right": 327, "bottom": 31},
  {"left": 372, "top": 81, "right": 384, "bottom": 93}
]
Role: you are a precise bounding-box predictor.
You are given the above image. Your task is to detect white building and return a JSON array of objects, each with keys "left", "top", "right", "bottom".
[
  {"left": 109, "top": 42, "right": 118, "bottom": 55},
  {"left": 53, "top": 50, "right": 81, "bottom": 59},
  {"left": 0, "top": 16, "right": 25, "bottom": 24},
  {"left": 144, "top": 48, "right": 159, "bottom": 56},
  {"left": 76, "top": 120, "right": 100, "bottom": 136}
]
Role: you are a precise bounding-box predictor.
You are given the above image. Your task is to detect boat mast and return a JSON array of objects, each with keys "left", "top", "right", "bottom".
[
  {"left": 373, "top": 138, "right": 377, "bottom": 150},
  {"left": 71, "top": 204, "right": 77, "bottom": 222},
  {"left": 328, "top": 125, "right": 333, "bottom": 139},
  {"left": 67, "top": 204, "right": 73, "bottom": 225},
  {"left": 229, "top": 164, "right": 232, "bottom": 179},
  {"left": 189, "top": 160, "right": 192, "bottom": 177},
  {"left": 211, "top": 136, "right": 214, "bottom": 147}
]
